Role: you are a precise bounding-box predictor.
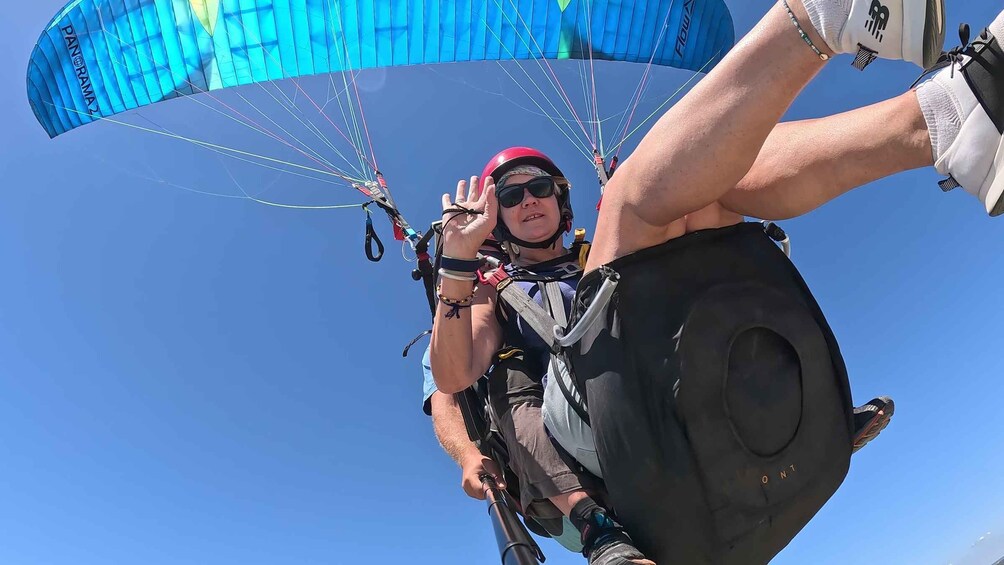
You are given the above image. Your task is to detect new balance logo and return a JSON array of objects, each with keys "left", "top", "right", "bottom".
[{"left": 866, "top": 0, "right": 890, "bottom": 42}]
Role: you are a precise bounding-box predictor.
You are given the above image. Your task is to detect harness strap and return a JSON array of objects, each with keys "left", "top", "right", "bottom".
[
  {"left": 481, "top": 245, "right": 595, "bottom": 425},
  {"left": 478, "top": 257, "right": 575, "bottom": 354},
  {"left": 363, "top": 206, "right": 385, "bottom": 262},
  {"left": 542, "top": 283, "right": 567, "bottom": 327},
  {"left": 540, "top": 281, "right": 591, "bottom": 426},
  {"left": 496, "top": 279, "right": 562, "bottom": 354}
]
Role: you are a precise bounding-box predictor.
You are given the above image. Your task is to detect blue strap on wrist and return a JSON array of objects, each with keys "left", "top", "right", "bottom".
[{"left": 441, "top": 255, "right": 481, "bottom": 273}]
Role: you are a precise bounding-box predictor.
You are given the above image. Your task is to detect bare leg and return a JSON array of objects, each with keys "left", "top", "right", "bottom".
[
  {"left": 549, "top": 490, "right": 590, "bottom": 516},
  {"left": 720, "top": 90, "right": 935, "bottom": 220},
  {"left": 587, "top": 0, "right": 830, "bottom": 270}
]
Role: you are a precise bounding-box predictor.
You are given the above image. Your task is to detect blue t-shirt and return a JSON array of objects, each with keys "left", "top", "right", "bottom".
[
  {"left": 421, "top": 345, "right": 437, "bottom": 415},
  {"left": 499, "top": 257, "right": 580, "bottom": 378}
]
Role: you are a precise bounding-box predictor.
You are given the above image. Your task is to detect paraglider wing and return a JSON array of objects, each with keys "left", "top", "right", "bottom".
[{"left": 27, "top": 0, "right": 735, "bottom": 138}]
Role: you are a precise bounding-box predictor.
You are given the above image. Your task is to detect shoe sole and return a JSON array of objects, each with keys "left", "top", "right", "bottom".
[
  {"left": 990, "top": 144, "right": 1004, "bottom": 216},
  {"left": 852, "top": 399, "right": 895, "bottom": 453},
  {"left": 904, "top": 0, "right": 947, "bottom": 69},
  {"left": 974, "top": 26, "right": 1004, "bottom": 216},
  {"left": 991, "top": 70, "right": 1004, "bottom": 217}
]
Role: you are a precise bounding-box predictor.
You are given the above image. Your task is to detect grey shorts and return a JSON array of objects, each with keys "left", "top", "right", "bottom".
[{"left": 488, "top": 351, "right": 598, "bottom": 518}]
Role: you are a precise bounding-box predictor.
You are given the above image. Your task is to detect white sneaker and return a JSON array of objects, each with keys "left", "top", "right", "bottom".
[
  {"left": 918, "top": 13, "right": 1004, "bottom": 216},
  {"left": 818, "top": 0, "right": 946, "bottom": 70}
]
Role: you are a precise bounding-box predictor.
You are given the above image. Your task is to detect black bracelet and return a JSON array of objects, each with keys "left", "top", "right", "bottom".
[{"left": 440, "top": 255, "right": 481, "bottom": 273}]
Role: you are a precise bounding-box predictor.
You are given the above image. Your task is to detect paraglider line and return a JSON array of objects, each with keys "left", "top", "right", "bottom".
[
  {"left": 584, "top": 0, "right": 602, "bottom": 151},
  {"left": 613, "top": 2, "right": 680, "bottom": 160},
  {"left": 494, "top": 0, "right": 595, "bottom": 147},
  {"left": 62, "top": 108, "right": 364, "bottom": 183},
  {"left": 95, "top": 29, "right": 358, "bottom": 184},
  {"left": 95, "top": 153, "right": 358, "bottom": 206},
  {"left": 481, "top": 22, "right": 593, "bottom": 157},
  {"left": 126, "top": 111, "right": 350, "bottom": 190},
  {"left": 245, "top": 78, "right": 369, "bottom": 182},
  {"left": 328, "top": 0, "right": 378, "bottom": 175},
  {"left": 98, "top": 19, "right": 376, "bottom": 188},
  {"left": 233, "top": 88, "right": 347, "bottom": 176},
  {"left": 607, "top": 53, "right": 720, "bottom": 155},
  {"left": 347, "top": 65, "right": 379, "bottom": 173},
  {"left": 489, "top": 63, "right": 593, "bottom": 163},
  {"left": 219, "top": 10, "right": 379, "bottom": 175}
]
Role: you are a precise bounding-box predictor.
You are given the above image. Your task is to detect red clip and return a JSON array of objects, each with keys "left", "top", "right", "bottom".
[{"left": 477, "top": 264, "right": 509, "bottom": 288}]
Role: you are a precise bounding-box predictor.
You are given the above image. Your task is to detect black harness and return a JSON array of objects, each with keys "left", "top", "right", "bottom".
[{"left": 564, "top": 222, "right": 852, "bottom": 564}]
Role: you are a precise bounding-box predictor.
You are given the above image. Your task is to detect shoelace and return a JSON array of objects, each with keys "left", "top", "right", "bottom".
[
  {"left": 944, "top": 23, "right": 975, "bottom": 77},
  {"left": 910, "top": 23, "right": 993, "bottom": 87},
  {"left": 916, "top": 23, "right": 998, "bottom": 194}
]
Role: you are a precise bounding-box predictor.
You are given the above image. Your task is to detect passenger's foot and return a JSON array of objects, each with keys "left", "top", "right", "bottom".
[
  {"left": 917, "top": 12, "right": 1004, "bottom": 216},
  {"left": 586, "top": 529, "right": 653, "bottom": 565},
  {"left": 802, "top": 0, "right": 946, "bottom": 69},
  {"left": 852, "top": 396, "right": 895, "bottom": 453},
  {"left": 572, "top": 501, "right": 652, "bottom": 565}
]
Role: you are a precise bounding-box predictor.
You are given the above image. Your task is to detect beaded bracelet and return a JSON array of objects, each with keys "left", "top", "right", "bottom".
[
  {"left": 781, "top": 0, "right": 830, "bottom": 61},
  {"left": 438, "top": 286, "right": 477, "bottom": 319}
]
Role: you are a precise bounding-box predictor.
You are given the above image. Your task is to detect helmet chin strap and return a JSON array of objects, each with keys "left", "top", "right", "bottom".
[
  {"left": 500, "top": 218, "right": 569, "bottom": 250},
  {"left": 509, "top": 226, "right": 565, "bottom": 249}
]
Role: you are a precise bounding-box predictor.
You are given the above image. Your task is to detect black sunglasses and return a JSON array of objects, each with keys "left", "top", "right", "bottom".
[{"left": 496, "top": 176, "right": 566, "bottom": 208}]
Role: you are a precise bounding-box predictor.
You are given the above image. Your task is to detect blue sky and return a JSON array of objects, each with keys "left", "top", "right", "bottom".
[{"left": 2, "top": 1, "right": 1003, "bottom": 564}]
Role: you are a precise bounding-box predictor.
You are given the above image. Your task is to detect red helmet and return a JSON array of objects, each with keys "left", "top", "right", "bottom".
[{"left": 479, "top": 147, "right": 573, "bottom": 248}]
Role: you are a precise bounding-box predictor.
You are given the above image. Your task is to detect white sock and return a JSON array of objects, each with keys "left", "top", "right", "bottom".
[
  {"left": 916, "top": 79, "right": 963, "bottom": 169},
  {"left": 800, "top": 0, "right": 852, "bottom": 53},
  {"left": 914, "top": 8, "right": 1004, "bottom": 170}
]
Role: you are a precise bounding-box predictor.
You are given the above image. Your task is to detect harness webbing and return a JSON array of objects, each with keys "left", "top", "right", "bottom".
[
  {"left": 540, "top": 280, "right": 591, "bottom": 426},
  {"left": 495, "top": 277, "right": 563, "bottom": 354},
  {"left": 480, "top": 254, "right": 593, "bottom": 426}
]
